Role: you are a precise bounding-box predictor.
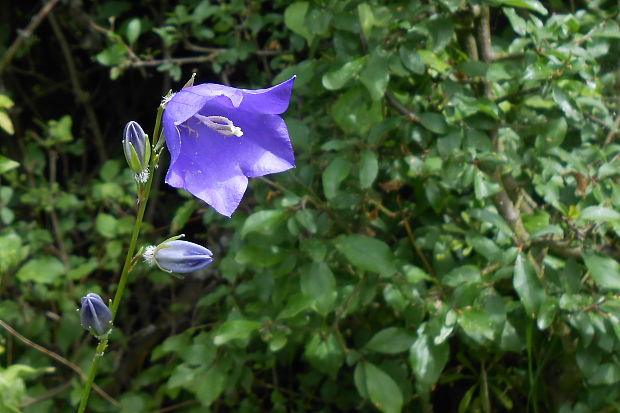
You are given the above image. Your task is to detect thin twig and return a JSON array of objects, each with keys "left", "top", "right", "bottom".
[
  {"left": 573, "top": 21, "right": 605, "bottom": 46},
  {"left": 386, "top": 92, "right": 420, "bottom": 123},
  {"left": 20, "top": 382, "right": 72, "bottom": 408},
  {"left": 0, "top": 0, "right": 60, "bottom": 77},
  {"left": 0, "top": 319, "right": 119, "bottom": 407},
  {"left": 47, "top": 11, "right": 107, "bottom": 161},
  {"left": 126, "top": 54, "right": 221, "bottom": 67}
]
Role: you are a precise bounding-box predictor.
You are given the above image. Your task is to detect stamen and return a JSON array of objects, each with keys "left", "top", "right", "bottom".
[{"left": 194, "top": 114, "right": 244, "bottom": 137}]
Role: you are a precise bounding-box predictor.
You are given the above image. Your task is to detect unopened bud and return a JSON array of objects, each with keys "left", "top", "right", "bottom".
[
  {"left": 80, "top": 293, "right": 112, "bottom": 337},
  {"left": 122, "top": 121, "right": 151, "bottom": 174},
  {"left": 144, "top": 239, "right": 213, "bottom": 273}
]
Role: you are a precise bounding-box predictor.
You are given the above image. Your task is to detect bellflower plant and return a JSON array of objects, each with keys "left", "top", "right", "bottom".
[
  {"left": 78, "top": 75, "right": 296, "bottom": 413},
  {"left": 162, "top": 76, "right": 296, "bottom": 217}
]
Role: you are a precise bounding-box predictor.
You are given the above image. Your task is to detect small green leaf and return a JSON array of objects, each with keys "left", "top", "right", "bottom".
[
  {"left": 474, "top": 170, "right": 501, "bottom": 199},
  {"left": 16, "top": 257, "right": 65, "bottom": 284},
  {"left": 420, "top": 112, "right": 447, "bottom": 134},
  {"left": 535, "top": 118, "right": 567, "bottom": 152},
  {"left": 241, "top": 209, "right": 288, "bottom": 238},
  {"left": 410, "top": 327, "right": 449, "bottom": 396},
  {"left": 580, "top": 206, "right": 620, "bottom": 222},
  {"left": 126, "top": 18, "right": 141, "bottom": 45},
  {"left": 0, "top": 95, "right": 14, "bottom": 108},
  {"left": 322, "top": 157, "right": 351, "bottom": 200},
  {"left": 365, "top": 327, "right": 414, "bottom": 354},
  {"left": 513, "top": 254, "right": 546, "bottom": 316},
  {"left": 359, "top": 150, "right": 379, "bottom": 189},
  {"left": 0, "top": 111, "right": 14, "bottom": 135},
  {"left": 171, "top": 200, "right": 198, "bottom": 232},
  {"left": 96, "top": 213, "right": 118, "bottom": 238},
  {"left": 277, "top": 293, "right": 313, "bottom": 319},
  {"left": 235, "top": 244, "right": 286, "bottom": 267},
  {"left": 360, "top": 361, "right": 403, "bottom": 413},
  {"left": 300, "top": 262, "right": 337, "bottom": 316},
  {"left": 193, "top": 362, "right": 228, "bottom": 406},
  {"left": 496, "top": 0, "right": 548, "bottom": 15},
  {"left": 357, "top": 3, "right": 374, "bottom": 38},
  {"left": 0, "top": 155, "right": 19, "bottom": 174},
  {"left": 584, "top": 251, "right": 620, "bottom": 291},
  {"left": 399, "top": 46, "right": 424, "bottom": 74},
  {"left": 47, "top": 115, "right": 74, "bottom": 144},
  {"left": 335, "top": 234, "right": 397, "bottom": 277},
  {"left": 360, "top": 51, "right": 390, "bottom": 100},
  {"left": 284, "top": 2, "right": 313, "bottom": 43},
  {"left": 443, "top": 265, "right": 481, "bottom": 287},
  {"left": 304, "top": 333, "right": 344, "bottom": 379},
  {"left": 213, "top": 320, "right": 262, "bottom": 346},
  {"left": 322, "top": 57, "right": 366, "bottom": 90}
]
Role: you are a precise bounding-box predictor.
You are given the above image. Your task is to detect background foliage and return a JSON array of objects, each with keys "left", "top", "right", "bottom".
[{"left": 2, "top": 0, "right": 620, "bottom": 411}]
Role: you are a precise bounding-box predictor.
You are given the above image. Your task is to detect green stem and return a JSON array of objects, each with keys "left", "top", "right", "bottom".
[{"left": 77, "top": 104, "right": 165, "bottom": 412}]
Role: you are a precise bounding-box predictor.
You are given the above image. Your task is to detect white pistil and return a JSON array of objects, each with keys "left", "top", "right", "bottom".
[{"left": 194, "top": 114, "right": 243, "bottom": 137}]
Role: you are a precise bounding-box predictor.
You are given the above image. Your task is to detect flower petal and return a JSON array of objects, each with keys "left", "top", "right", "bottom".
[{"left": 163, "top": 77, "right": 296, "bottom": 216}]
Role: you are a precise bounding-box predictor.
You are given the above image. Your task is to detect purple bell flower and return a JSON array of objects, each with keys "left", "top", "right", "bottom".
[
  {"left": 162, "top": 77, "right": 296, "bottom": 217},
  {"left": 122, "top": 121, "right": 151, "bottom": 174},
  {"left": 146, "top": 239, "right": 213, "bottom": 273},
  {"left": 80, "top": 293, "right": 113, "bottom": 336}
]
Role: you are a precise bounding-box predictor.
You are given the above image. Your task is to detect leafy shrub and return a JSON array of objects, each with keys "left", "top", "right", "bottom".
[{"left": 2, "top": 0, "right": 620, "bottom": 411}]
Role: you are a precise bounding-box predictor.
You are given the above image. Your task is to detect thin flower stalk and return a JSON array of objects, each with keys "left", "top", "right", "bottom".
[{"left": 77, "top": 103, "right": 165, "bottom": 413}]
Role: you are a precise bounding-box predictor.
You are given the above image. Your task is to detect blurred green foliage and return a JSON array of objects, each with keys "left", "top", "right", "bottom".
[{"left": 2, "top": 0, "right": 620, "bottom": 411}]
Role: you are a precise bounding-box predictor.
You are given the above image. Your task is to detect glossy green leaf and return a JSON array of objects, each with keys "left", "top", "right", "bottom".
[
  {"left": 420, "top": 112, "right": 447, "bottom": 134},
  {"left": 357, "top": 3, "right": 374, "bottom": 38},
  {"left": 96, "top": 213, "right": 118, "bottom": 238},
  {"left": 335, "top": 234, "right": 397, "bottom": 277},
  {"left": 322, "top": 57, "right": 366, "bottom": 90},
  {"left": 213, "top": 320, "right": 262, "bottom": 346},
  {"left": 513, "top": 254, "right": 546, "bottom": 316},
  {"left": 410, "top": 328, "right": 449, "bottom": 395},
  {"left": 0, "top": 111, "right": 13, "bottom": 135},
  {"left": 300, "top": 262, "right": 337, "bottom": 315},
  {"left": 359, "top": 150, "right": 379, "bottom": 189},
  {"left": 322, "top": 157, "right": 351, "bottom": 200},
  {"left": 16, "top": 257, "right": 65, "bottom": 284},
  {"left": 284, "top": 2, "right": 313, "bottom": 42},
  {"left": 304, "top": 333, "right": 344, "bottom": 379},
  {"left": 358, "top": 361, "right": 403, "bottom": 413},
  {"left": 360, "top": 51, "right": 390, "bottom": 100},
  {"left": 584, "top": 251, "right": 620, "bottom": 291},
  {"left": 496, "top": 0, "right": 547, "bottom": 15},
  {"left": 126, "top": 18, "right": 142, "bottom": 45},
  {"left": 241, "top": 209, "right": 288, "bottom": 238},
  {"left": 0, "top": 156, "right": 18, "bottom": 174},
  {"left": 580, "top": 206, "right": 620, "bottom": 222},
  {"left": 365, "top": 327, "right": 414, "bottom": 354},
  {"left": 535, "top": 118, "right": 567, "bottom": 152}
]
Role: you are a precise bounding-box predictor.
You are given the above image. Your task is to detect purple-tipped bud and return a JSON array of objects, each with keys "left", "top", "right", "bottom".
[
  {"left": 148, "top": 240, "right": 213, "bottom": 273},
  {"left": 122, "top": 121, "right": 151, "bottom": 174},
  {"left": 80, "top": 293, "right": 113, "bottom": 336}
]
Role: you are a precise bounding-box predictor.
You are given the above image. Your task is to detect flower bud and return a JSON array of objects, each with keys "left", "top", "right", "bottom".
[
  {"left": 80, "top": 293, "right": 113, "bottom": 336},
  {"left": 122, "top": 121, "right": 151, "bottom": 174},
  {"left": 145, "top": 239, "right": 213, "bottom": 273}
]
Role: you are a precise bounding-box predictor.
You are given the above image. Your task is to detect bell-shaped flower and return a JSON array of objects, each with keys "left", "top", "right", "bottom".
[
  {"left": 145, "top": 239, "right": 213, "bottom": 273},
  {"left": 80, "top": 293, "right": 113, "bottom": 336},
  {"left": 122, "top": 120, "right": 151, "bottom": 175},
  {"left": 162, "top": 77, "right": 296, "bottom": 217}
]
